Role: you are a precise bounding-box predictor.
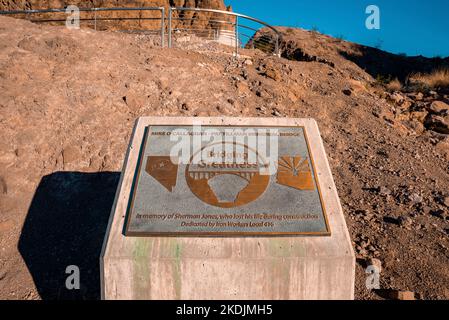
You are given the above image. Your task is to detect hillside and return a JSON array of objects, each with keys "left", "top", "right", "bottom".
[
  {"left": 0, "top": 0, "right": 230, "bottom": 11},
  {"left": 0, "top": 0, "right": 234, "bottom": 31},
  {"left": 0, "top": 15, "right": 448, "bottom": 300}
]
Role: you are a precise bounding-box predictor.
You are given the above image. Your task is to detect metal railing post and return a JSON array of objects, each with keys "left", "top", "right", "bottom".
[
  {"left": 275, "top": 33, "right": 280, "bottom": 57},
  {"left": 235, "top": 16, "right": 239, "bottom": 57},
  {"left": 94, "top": 8, "right": 97, "bottom": 30},
  {"left": 160, "top": 7, "right": 165, "bottom": 48},
  {"left": 168, "top": 7, "right": 172, "bottom": 48}
]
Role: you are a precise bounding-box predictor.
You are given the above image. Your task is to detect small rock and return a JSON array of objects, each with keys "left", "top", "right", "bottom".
[
  {"left": 409, "top": 111, "right": 428, "bottom": 123},
  {"left": 379, "top": 186, "right": 391, "bottom": 196},
  {"left": 409, "top": 193, "right": 423, "bottom": 204},
  {"left": 244, "top": 59, "right": 253, "bottom": 66},
  {"left": 366, "top": 258, "right": 382, "bottom": 272},
  {"left": 358, "top": 248, "right": 368, "bottom": 256},
  {"left": 389, "top": 290, "right": 415, "bottom": 300},
  {"left": 360, "top": 240, "right": 370, "bottom": 248},
  {"left": 421, "top": 205, "right": 432, "bottom": 214},
  {"left": 264, "top": 67, "right": 281, "bottom": 81},
  {"left": 342, "top": 88, "right": 352, "bottom": 96},
  {"left": 383, "top": 216, "right": 401, "bottom": 225},
  {"left": 255, "top": 106, "right": 266, "bottom": 114},
  {"left": 443, "top": 196, "right": 449, "bottom": 208},
  {"left": 236, "top": 82, "right": 250, "bottom": 95},
  {"left": 390, "top": 92, "right": 405, "bottom": 104},
  {"left": 400, "top": 100, "right": 413, "bottom": 110},
  {"left": 398, "top": 216, "right": 413, "bottom": 228},
  {"left": 362, "top": 211, "right": 374, "bottom": 221}
]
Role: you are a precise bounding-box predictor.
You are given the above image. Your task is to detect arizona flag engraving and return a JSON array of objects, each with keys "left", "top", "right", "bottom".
[
  {"left": 145, "top": 156, "right": 178, "bottom": 192},
  {"left": 277, "top": 156, "right": 315, "bottom": 190}
]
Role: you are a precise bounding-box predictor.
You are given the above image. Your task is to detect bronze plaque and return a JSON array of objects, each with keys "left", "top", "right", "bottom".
[{"left": 124, "top": 125, "right": 330, "bottom": 236}]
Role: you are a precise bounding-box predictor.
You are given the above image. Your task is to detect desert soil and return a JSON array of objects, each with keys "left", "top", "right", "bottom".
[{"left": 0, "top": 16, "right": 448, "bottom": 300}]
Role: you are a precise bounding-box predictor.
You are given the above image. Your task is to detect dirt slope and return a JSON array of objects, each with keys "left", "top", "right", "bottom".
[{"left": 0, "top": 16, "right": 448, "bottom": 299}]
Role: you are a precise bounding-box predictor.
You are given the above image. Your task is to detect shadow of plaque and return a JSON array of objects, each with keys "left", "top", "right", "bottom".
[{"left": 18, "top": 171, "right": 119, "bottom": 300}]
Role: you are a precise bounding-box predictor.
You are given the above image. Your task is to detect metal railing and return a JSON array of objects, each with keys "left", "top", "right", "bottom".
[
  {"left": 168, "top": 7, "right": 280, "bottom": 56},
  {"left": 0, "top": 6, "right": 281, "bottom": 56}
]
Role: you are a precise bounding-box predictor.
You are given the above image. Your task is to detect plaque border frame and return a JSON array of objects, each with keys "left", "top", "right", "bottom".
[{"left": 123, "top": 125, "right": 331, "bottom": 237}]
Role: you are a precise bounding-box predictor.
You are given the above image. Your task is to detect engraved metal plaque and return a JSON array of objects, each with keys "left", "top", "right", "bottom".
[{"left": 124, "top": 125, "right": 330, "bottom": 236}]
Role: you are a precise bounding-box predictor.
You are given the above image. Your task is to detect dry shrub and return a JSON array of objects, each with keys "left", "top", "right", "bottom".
[
  {"left": 409, "top": 68, "right": 449, "bottom": 89},
  {"left": 386, "top": 78, "right": 402, "bottom": 92}
]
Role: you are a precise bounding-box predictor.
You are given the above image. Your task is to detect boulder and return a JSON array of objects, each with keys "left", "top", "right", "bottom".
[
  {"left": 389, "top": 92, "right": 405, "bottom": 104},
  {"left": 262, "top": 64, "right": 282, "bottom": 81},
  {"left": 429, "top": 101, "right": 449, "bottom": 114},
  {"left": 425, "top": 114, "right": 449, "bottom": 134},
  {"left": 410, "top": 111, "right": 428, "bottom": 123}
]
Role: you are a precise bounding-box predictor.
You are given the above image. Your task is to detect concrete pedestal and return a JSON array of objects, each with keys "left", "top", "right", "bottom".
[{"left": 100, "top": 117, "right": 355, "bottom": 300}]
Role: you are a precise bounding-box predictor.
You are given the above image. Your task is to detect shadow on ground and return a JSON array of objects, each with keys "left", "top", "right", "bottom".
[{"left": 18, "top": 171, "right": 120, "bottom": 300}]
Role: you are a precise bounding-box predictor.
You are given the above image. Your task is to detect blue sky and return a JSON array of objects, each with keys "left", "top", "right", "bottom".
[{"left": 225, "top": 0, "right": 449, "bottom": 58}]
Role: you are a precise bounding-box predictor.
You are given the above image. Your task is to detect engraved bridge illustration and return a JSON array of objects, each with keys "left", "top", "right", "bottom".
[
  {"left": 187, "top": 164, "right": 260, "bottom": 181},
  {"left": 185, "top": 143, "right": 270, "bottom": 208}
]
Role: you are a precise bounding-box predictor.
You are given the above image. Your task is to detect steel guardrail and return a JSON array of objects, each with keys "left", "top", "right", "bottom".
[{"left": 0, "top": 6, "right": 281, "bottom": 55}]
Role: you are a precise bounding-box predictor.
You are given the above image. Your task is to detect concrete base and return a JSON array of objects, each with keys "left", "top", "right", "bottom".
[
  {"left": 216, "top": 30, "right": 237, "bottom": 47},
  {"left": 100, "top": 117, "right": 355, "bottom": 300}
]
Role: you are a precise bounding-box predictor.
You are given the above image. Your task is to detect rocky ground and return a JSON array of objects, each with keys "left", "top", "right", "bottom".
[{"left": 0, "top": 16, "right": 448, "bottom": 300}]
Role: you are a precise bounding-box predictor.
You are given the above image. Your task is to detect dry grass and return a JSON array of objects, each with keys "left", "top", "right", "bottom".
[
  {"left": 408, "top": 68, "right": 449, "bottom": 89},
  {"left": 386, "top": 78, "right": 402, "bottom": 92}
]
